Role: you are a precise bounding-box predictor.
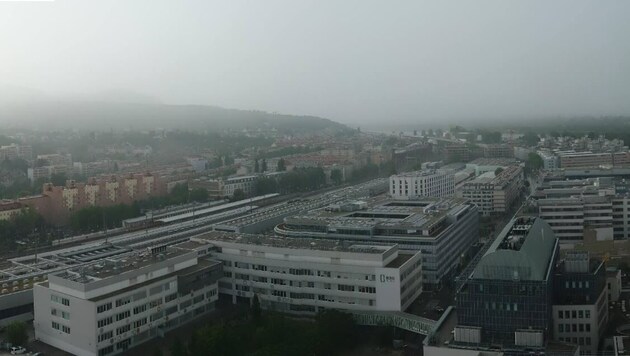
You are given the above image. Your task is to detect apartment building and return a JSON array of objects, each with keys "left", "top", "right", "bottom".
[
  {"left": 480, "top": 144, "right": 513, "bottom": 158},
  {"left": 187, "top": 231, "right": 423, "bottom": 313},
  {"left": 0, "top": 144, "right": 32, "bottom": 161},
  {"left": 459, "top": 165, "right": 523, "bottom": 216},
  {"left": 21, "top": 174, "right": 163, "bottom": 225},
  {"left": 275, "top": 196, "right": 478, "bottom": 287},
  {"left": 389, "top": 170, "right": 455, "bottom": 199},
  {"left": 33, "top": 248, "right": 222, "bottom": 356},
  {"left": 223, "top": 175, "right": 257, "bottom": 197},
  {"left": 559, "top": 152, "right": 613, "bottom": 169},
  {"left": 0, "top": 200, "right": 23, "bottom": 221}
]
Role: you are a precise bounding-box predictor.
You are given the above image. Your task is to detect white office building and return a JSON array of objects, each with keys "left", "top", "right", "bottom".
[
  {"left": 187, "top": 231, "right": 423, "bottom": 313},
  {"left": 535, "top": 177, "right": 630, "bottom": 242},
  {"left": 275, "top": 197, "right": 478, "bottom": 287},
  {"left": 389, "top": 170, "right": 455, "bottom": 200},
  {"left": 33, "top": 247, "right": 222, "bottom": 356}
]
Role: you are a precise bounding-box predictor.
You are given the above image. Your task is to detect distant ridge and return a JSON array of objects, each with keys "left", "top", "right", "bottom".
[{"left": 0, "top": 100, "right": 350, "bottom": 134}]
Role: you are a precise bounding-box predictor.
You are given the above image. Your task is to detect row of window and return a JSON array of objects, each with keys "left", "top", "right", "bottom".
[
  {"left": 558, "top": 323, "right": 591, "bottom": 333},
  {"left": 51, "top": 308, "right": 70, "bottom": 320},
  {"left": 227, "top": 262, "right": 376, "bottom": 281},
  {"left": 558, "top": 336, "right": 592, "bottom": 346},
  {"left": 51, "top": 294, "right": 70, "bottom": 306},
  {"left": 98, "top": 330, "right": 113, "bottom": 342},
  {"left": 558, "top": 309, "right": 591, "bottom": 319},
  {"left": 52, "top": 321, "right": 70, "bottom": 334},
  {"left": 97, "top": 282, "right": 173, "bottom": 314}
]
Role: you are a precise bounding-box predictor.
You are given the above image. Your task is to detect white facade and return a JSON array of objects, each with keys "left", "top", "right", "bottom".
[
  {"left": 552, "top": 287, "right": 608, "bottom": 354},
  {"left": 189, "top": 232, "right": 423, "bottom": 314},
  {"left": 537, "top": 151, "right": 558, "bottom": 170},
  {"left": 223, "top": 175, "right": 257, "bottom": 197},
  {"left": 34, "top": 250, "right": 221, "bottom": 356},
  {"left": 459, "top": 165, "right": 523, "bottom": 216},
  {"left": 389, "top": 170, "right": 454, "bottom": 200}
]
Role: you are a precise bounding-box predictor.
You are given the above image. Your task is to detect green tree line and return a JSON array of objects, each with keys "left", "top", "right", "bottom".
[{"left": 166, "top": 308, "right": 358, "bottom": 356}]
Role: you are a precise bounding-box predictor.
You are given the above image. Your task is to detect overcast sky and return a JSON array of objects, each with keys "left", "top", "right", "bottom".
[{"left": 1, "top": 0, "right": 629, "bottom": 126}]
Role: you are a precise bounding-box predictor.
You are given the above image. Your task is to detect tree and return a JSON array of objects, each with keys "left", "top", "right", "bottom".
[
  {"left": 254, "top": 159, "right": 260, "bottom": 173},
  {"left": 232, "top": 188, "right": 245, "bottom": 201},
  {"left": 261, "top": 159, "right": 268, "bottom": 172},
  {"left": 188, "top": 188, "right": 209, "bottom": 203},
  {"left": 522, "top": 132, "right": 540, "bottom": 147},
  {"left": 50, "top": 172, "right": 67, "bottom": 186},
  {"left": 481, "top": 131, "right": 502, "bottom": 144},
  {"left": 330, "top": 169, "right": 343, "bottom": 185},
  {"left": 524, "top": 152, "right": 544, "bottom": 176},
  {"left": 494, "top": 167, "right": 504, "bottom": 176},
  {"left": 6, "top": 321, "right": 28, "bottom": 346},
  {"left": 315, "top": 310, "right": 357, "bottom": 354},
  {"left": 251, "top": 294, "right": 262, "bottom": 325},
  {"left": 170, "top": 337, "right": 188, "bottom": 356},
  {"left": 255, "top": 177, "right": 278, "bottom": 195},
  {"left": 413, "top": 129, "right": 418, "bottom": 136},
  {"left": 276, "top": 158, "right": 286, "bottom": 172}
]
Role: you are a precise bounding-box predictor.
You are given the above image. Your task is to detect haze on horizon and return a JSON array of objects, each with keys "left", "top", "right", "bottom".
[{"left": 1, "top": 0, "right": 629, "bottom": 127}]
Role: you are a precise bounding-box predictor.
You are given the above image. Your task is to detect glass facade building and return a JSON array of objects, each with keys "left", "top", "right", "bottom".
[{"left": 456, "top": 217, "right": 559, "bottom": 348}]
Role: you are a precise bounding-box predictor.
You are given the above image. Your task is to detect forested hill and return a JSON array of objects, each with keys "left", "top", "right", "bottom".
[{"left": 0, "top": 100, "right": 350, "bottom": 134}]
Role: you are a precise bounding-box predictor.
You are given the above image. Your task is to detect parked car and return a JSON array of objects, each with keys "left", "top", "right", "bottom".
[{"left": 10, "top": 346, "right": 26, "bottom": 355}]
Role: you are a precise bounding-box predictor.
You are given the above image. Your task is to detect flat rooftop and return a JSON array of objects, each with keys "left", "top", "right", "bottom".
[
  {"left": 193, "top": 230, "right": 396, "bottom": 255},
  {"left": 284, "top": 196, "right": 471, "bottom": 232},
  {"left": 391, "top": 169, "right": 446, "bottom": 178},
  {"left": 385, "top": 253, "right": 413, "bottom": 268},
  {"left": 54, "top": 247, "right": 192, "bottom": 284}
]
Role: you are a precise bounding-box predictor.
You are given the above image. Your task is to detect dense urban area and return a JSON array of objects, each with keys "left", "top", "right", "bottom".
[
  {"left": 1, "top": 116, "right": 630, "bottom": 356},
  {"left": 2, "top": 1, "right": 629, "bottom": 355}
]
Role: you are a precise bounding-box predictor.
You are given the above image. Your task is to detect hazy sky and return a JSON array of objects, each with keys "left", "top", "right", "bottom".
[{"left": 1, "top": 1, "right": 629, "bottom": 125}]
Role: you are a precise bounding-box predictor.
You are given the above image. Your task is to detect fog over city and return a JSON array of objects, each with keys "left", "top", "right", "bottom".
[{"left": 1, "top": 0, "right": 630, "bottom": 128}]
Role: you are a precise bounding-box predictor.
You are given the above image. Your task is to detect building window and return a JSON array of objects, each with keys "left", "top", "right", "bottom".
[
  {"left": 97, "top": 316, "right": 113, "bottom": 328},
  {"left": 98, "top": 331, "right": 113, "bottom": 342},
  {"left": 115, "top": 296, "right": 131, "bottom": 307},
  {"left": 558, "top": 310, "right": 563, "bottom": 319},
  {"left": 97, "top": 302, "right": 112, "bottom": 313},
  {"left": 559, "top": 324, "right": 564, "bottom": 333},
  {"left": 578, "top": 310, "right": 584, "bottom": 318}
]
